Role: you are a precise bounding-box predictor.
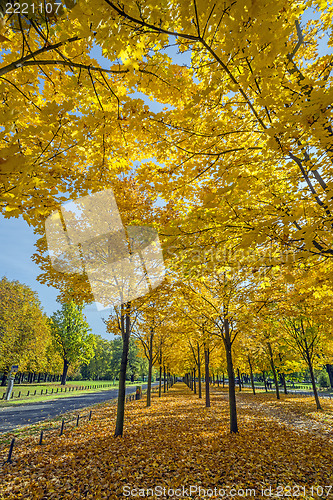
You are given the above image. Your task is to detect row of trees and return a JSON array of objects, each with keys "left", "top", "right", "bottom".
[
  {"left": 102, "top": 266, "right": 333, "bottom": 435},
  {"left": 0, "top": 277, "right": 148, "bottom": 385},
  {"left": 0, "top": 277, "right": 61, "bottom": 385},
  {"left": 80, "top": 336, "right": 149, "bottom": 382},
  {"left": 1, "top": 0, "right": 333, "bottom": 437}
]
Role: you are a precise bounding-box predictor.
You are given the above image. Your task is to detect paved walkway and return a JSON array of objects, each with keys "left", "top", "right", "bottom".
[{"left": 0, "top": 383, "right": 156, "bottom": 433}]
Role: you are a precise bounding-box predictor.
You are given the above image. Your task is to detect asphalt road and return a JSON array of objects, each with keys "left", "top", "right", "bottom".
[{"left": 0, "top": 383, "right": 156, "bottom": 433}]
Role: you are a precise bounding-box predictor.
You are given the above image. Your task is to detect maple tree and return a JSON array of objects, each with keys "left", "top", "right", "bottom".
[
  {"left": 81, "top": 335, "right": 146, "bottom": 381},
  {"left": 0, "top": 276, "right": 55, "bottom": 385},
  {"left": 80, "top": 335, "right": 114, "bottom": 381},
  {"left": 95, "top": 0, "right": 333, "bottom": 262},
  {"left": 133, "top": 296, "right": 168, "bottom": 407},
  {"left": 50, "top": 299, "right": 94, "bottom": 385}
]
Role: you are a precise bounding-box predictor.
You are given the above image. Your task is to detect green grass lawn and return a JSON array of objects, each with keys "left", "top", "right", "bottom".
[{"left": 0, "top": 380, "right": 146, "bottom": 406}]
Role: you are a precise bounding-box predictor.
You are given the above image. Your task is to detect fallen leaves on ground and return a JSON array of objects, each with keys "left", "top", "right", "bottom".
[
  {"left": 212, "top": 386, "right": 333, "bottom": 437},
  {"left": 1, "top": 383, "right": 333, "bottom": 499}
]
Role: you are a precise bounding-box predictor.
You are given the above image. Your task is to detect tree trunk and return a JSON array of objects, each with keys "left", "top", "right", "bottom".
[
  {"left": 224, "top": 318, "right": 238, "bottom": 433},
  {"left": 306, "top": 348, "right": 322, "bottom": 410},
  {"left": 268, "top": 342, "right": 280, "bottom": 400},
  {"left": 1, "top": 367, "right": 9, "bottom": 386},
  {"left": 278, "top": 353, "right": 288, "bottom": 394},
  {"left": 61, "top": 360, "right": 69, "bottom": 385},
  {"left": 262, "top": 370, "right": 267, "bottom": 392},
  {"left": 197, "top": 342, "right": 202, "bottom": 399},
  {"left": 146, "top": 336, "right": 153, "bottom": 407},
  {"left": 326, "top": 364, "right": 333, "bottom": 389},
  {"left": 248, "top": 355, "right": 256, "bottom": 395},
  {"left": 237, "top": 368, "right": 242, "bottom": 392},
  {"left": 222, "top": 372, "right": 225, "bottom": 388},
  {"left": 159, "top": 365, "right": 162, "bottom": 397},
  {"left": 282, "top": 373, "right": 288, "bottom": 394},
  {"left": 163, "top": 365, "right": 166, "bottom": 393},
  {"left": 114, "top": 303, "right": 131, "bottom": 437},
  {"left": 193, "top": 368, "right": 196, "bottom": 394},
  {"left": 204, "top": 346, "right": 210, "bottom": 407}
]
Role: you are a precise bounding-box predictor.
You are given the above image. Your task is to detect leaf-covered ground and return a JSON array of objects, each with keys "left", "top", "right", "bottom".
[
  {"left": 212, "top": 385, "right": 333, "bottom": 437},
  {"left": 1, "top": 383, "right": 333, "bottom": 499}
]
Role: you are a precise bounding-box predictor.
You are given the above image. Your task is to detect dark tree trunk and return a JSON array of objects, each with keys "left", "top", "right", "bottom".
[
  {"left": 1, "top": 368, "right": 9, "bottom": 386},
  {"left": 163, "top": 365, "right": 166, "bottom": 393},
  {"left": 237, "top": 368, "right": 242, "bottom": 392},
  {"left": 61, "top": 360, "right": 69, "bottom": 385},
  {"left": 262, "top": 370, "right": 267, "bottom": 392},
  {"left": 278, "top": 353, "right": 288, "bottom": 394},
  {"left": 282, "top": 373, "right": 288, "bottom": 394},
  {"left": 114, "top": 302, "right": 131, "bottom": 437},
  {"left": 222, "top": 372, "right": 225, "bottom": 388},
  {"left": 17, "top": 372, "right": 23, "bottom": 384},
  {"left": 217, "top": 372, "right": 219, "bottom": 387},
  {"left": 305, "top": 347, "right": 321, "bottom": 410},
  {"left": 159, "top": 365, "right": 162, "bottom": 397},
  {"left": 37, "top": 372, "right": 42, "bottom": 383},
  {"left": 146, "top": 335, "right": 153, "bottom": 407},
  {"left": 193, "top": 368, "right": 196, "bottom": 394},
  {"left": 224, "top": 318, "right": 238, "bottom": 433},
  {"left": 326, "top": 364, "right": 333, "bottom": 389},
  {"left": 268, "top": 342, "right": 280, "bottom": 400},
  {"left": 204, "top": 346, "right": 210, "bottom": 407},
  {"left": 197, "top": 342, "right": 202, "bottom": 399},
  {"left": 248, "top": 355, "right": 256, "bottom": 395}
]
